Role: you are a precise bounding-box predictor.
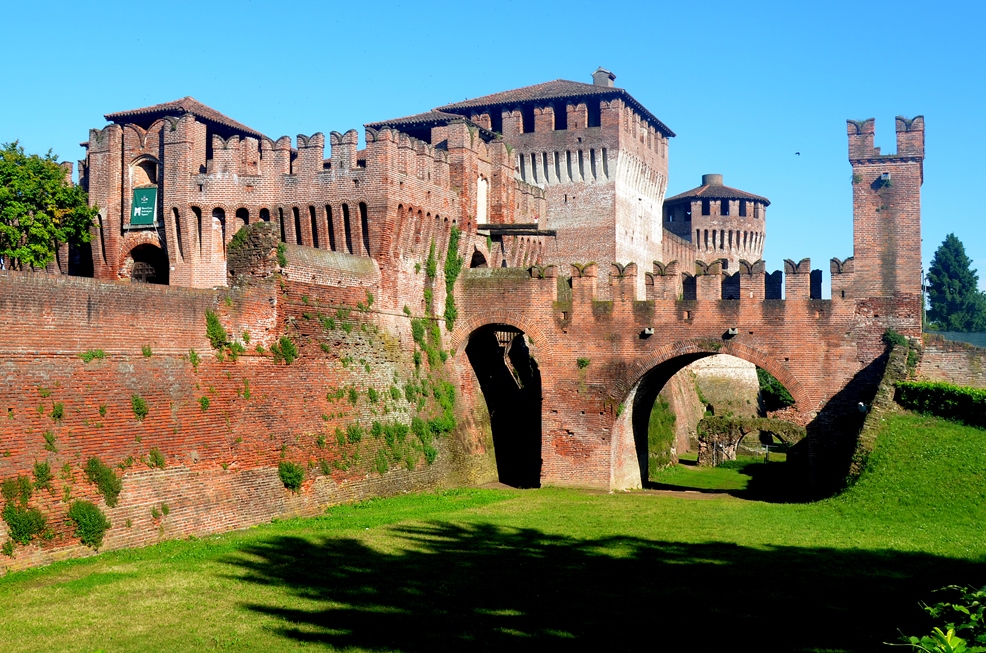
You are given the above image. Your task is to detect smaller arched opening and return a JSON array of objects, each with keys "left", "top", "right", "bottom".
[
  {"left": 470, "top": 249, "right": 488, "bottom": 268},
  {"left": 259, "top": 208, "right": 270, "bottom": 223},
  {"left": 465, "top": 324, "right": 542, "bottom": 488},
  {"left": 125, "top": 244, "right": 169, "bottom": 285},
  {"left": 212, "top": 208, "right": 226, "bottom": 256}
]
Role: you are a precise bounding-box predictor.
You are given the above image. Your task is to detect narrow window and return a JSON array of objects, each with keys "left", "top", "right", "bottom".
[
  {"left": 601, "top": 148, "right": 609, "bottom": 178},
  {"left": 542, "top": 152, "right": 549, "bottom": 182},
  {"left": 696, "top": 228, "right": 700, "bottom": 244},
  {"left": 554, "top": 151, "right": 561, "bottom": 181},
  {"left": 521, "top": 105, "right": 536, "bottom": 133},
  {"left": 360, "top": 202, "right": 370, "bottom": 256},
  {"left": 701, "top": 199, "right": 710, "bottom": 216},
  {"left": 704, "top": 229, "right": 709, "bottom": 249},
  {"left": 721, "top": 200, "right": 729, "bottom": 216},
  {"left": 292, "top": 207, "right": 302, "bottom": 245},
  {"left": 259, "top": 208, "right": 270, "bottom": 222},
  {"left": 578, "top": 150, "right": 585, "bottom": 179},
  {"left": 309, "top": 206, "right": 319, "bottom": 248},
  {"left": 531, "top": 153, "right": 539, "bottom": 183},
  {"left": 566, "top": 151, "right": 573, "bottom": 181},
  {"left": 553, "top": 102, "right": 568, "bottom": 130},
  {"left": 172, "top": 208, "right": 184, "bottom": 261},
  {"left": 326, "top": 206, "right": 336, "bottom": 251},
  {"left": 728, "top": 230, "right": 733, "bottom": 250},
  {"left": 342, "top": 203, "right": 353, "bottom": 254},
  {"left": 278, "top": 208, "right": 285, "bottom": 243},
  {"left": 587, "top": 100, "right": 601, "bottom": 128},
  {"left": 589, "top": 149, "right": 597, "bottom": 180},
  {"left": 212, "top": 208, "right": 226, "bottom": 254},
  {"left": 739, "top": 200, "right": 747, "bottom": 217},
  {"left": 191, "top": 206, "right": 202, "bottom": 254},
  {"left": 720, "top": 230, "right": 725, "bottom": 250},
  {"left": 519, "top": 155, "right": 526, "bottom": 182},
  {"left": 490, "top": 110, "right": 503, "bottom": 134}
]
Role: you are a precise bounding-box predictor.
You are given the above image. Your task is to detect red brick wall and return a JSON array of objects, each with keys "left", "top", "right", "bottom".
[{"left": 918, "top": 334, "right": 986, "bottom": 387}]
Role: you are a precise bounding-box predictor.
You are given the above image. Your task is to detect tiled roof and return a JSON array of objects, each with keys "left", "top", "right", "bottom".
[
  {"left": 365, "top": 110, "right": 466, "bottom": 128},
  {"left": 104, "top": 97, "right": 265, "bottom": 138},
  {"left": 437, "top": 79, "right": 675, "bottom": 137},
  {"left": 665, "top": 183, "right": 770, "bottom": 205}
]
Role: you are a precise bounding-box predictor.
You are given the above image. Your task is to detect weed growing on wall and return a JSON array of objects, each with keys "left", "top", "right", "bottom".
[
  {"left": 278, "top": 461, "right": 304, "bottom": 491},
  {"left": 49, "top": 402, "right": 64, "bottom": 422},
  {"left": 43, "top": 430, "right": 57, "bottom": 452},
  {"left": 2, "top": 476, "right": 32, "bottom": 506},
  {"left": 79, "top": 349, "right": 106, "bottom": 363},
  {"left": 205, "top": 310, "right": 228, "bottom": 351},
  {"left": 443, "top": 227, "right": 463, "bottom": 330},
  {"left": 68, "top": 500, "right": 110, "bottom": 549},
  {"left": 198, "top": 396, "right": 210, "bottom": 411},
  {"left": 148, "top": 448, "right": 166, "bottom": 469},
  {"left": 84, "top": 457, "right": 122, "bottom": 507},
  {"left": 346, "top": 423, "right": 364, "bottom": 444},
  {"left": 270, "top": 336, "right": 298, "bottom": 364},
  {"left": 141, "top": 344, "right": 152, "bottom": 358},
  {"left": 276, "top": 242, "right": 288, "bottom": 267},
  {"left": 32, "top": 461, "right": 52, "bottom": 491},
  {"left": 577, "top": 357, "right": 590, "bottom": 369},
  {"left": 2, "top": 503, "right": 46, "bottom": 545},
  {"left": 425, "top": 241, "right": 437, "bottom": 278},
  {"left": 131, "top": 394, "right": 148, "bottom": 421},
  {"left": 188, "top": 348, "right": 201, "bottom": 370}
]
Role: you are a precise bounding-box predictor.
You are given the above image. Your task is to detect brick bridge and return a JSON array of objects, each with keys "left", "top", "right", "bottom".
[{"left": 449, "top": 117, "right": 924, "bottom": 491}]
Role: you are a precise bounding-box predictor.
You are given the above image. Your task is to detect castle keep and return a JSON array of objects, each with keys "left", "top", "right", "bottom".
[{"left": 0, "top": 70, "right": 932, "bottom": 570}]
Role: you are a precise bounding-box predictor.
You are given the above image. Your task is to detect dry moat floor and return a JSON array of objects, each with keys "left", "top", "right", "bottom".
[{"left": 1, "top": 412, "right": 984, "bottom": 652}]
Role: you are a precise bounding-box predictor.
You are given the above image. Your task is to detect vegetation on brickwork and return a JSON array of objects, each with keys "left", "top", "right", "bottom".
[
  {"left": 49, "top": 401, "right": 64, "bottom": 422},
  {"left": 882, "top": 328, "right": 909, "bottom": 348},
  {"left": 131, "top": 394, "right": 148, "bottom": 421},
  {"left": 67, "top": 500, "right": 110, "bottom": 549},
  {"left": 32, "top": 461, "right": 52, "bottom": 491},
  {"left": 443, "top": 227, "right": 463, "bottom": 330},
  {"left": 43, "top": 430, "right": 57, "bottom": 452},
  {"left": 425, "top": 241, "right": 437, "bottom": 278},
  {"left": 757, "top": 367, "right": 795, "bottom": 411},
  {"left": 697, "top": 416, "right": 806, "bottom": 446},
  {"left": 2, "top": 503, "right": 46, "bottom": 545},
  {"left": 276, "top": 242, "right": 288, "bottom": 267},
  {"left": 228, "top": 226, "right": 250, "bottom": 251},
  {"left": 357, "top": 290, "right": 374, "bottom": 312},
  {"left": 346, "top": 423, "right": 364, "bottom": 444},
  {"left": 926, "top": 233, "right": 986, "bottom": 332},
  {"left": 270, "top": 336, "right": 298, "bottom": 364},
  {"left": 367, "top": 388, "right": 379, "bottom": 404},
  {"left": 647, "top": 396, "right": 677, "bottom": 474},
  {"left": 188, "top": 348, "right": 200, "bottom": 370},
  {"left": 895, "top": 381, "right": 986, "bottom": 429},
  {"left": 38, "top": 386, "right": 51, "bottom": 398},
  {"left": 148, "top": 448, "right": 166, "bottom": 469},
  {"left": 141, "top": 344, "right": 153, "bottom": 358},
  {"left": 0, "top": 141, "right": 98, "bottom": 270},
  {"left": 205, "top": 309, "right": 228, "bottom": 350},
  {"left": 84, "top": 457, "right": 122, "bottom": 507},
  {"left": 79, "top": 349, "right": 106, "bottom": 363},
  {"left": 278, "top": 461, "right": 305, "bottom": 491},
  {"left": 576, "top": 357, "right": 590, "bottom": 369}
]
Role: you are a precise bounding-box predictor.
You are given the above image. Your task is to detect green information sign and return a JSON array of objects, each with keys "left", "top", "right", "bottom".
[{"left": 131, "top": 187, "right": 157, "bottom": 226}]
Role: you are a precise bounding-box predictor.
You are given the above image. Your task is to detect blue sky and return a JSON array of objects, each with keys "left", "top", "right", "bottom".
[{"left": 5, "top": 0, "right": 984, "bottom": 293}]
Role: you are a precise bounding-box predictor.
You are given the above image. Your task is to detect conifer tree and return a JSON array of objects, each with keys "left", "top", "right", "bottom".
[{"left": 926, "top": 233, "right": 986, "bottom": 332}]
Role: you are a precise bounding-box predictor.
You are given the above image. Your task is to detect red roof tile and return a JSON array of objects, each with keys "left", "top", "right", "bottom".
[
  {"left": 104, "top": 97, "right": 265, "bottom": 138},
  {"left": 665, "top": 182, "right": 770, "bottom": 205}
]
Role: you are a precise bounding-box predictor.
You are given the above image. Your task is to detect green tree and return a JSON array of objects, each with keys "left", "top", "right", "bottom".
[
  {"left": 0, "top": 141, "right": 97, "bottom": 270},
  {"left": 926, "top": 234, "right": 986, "bottom": 332}
]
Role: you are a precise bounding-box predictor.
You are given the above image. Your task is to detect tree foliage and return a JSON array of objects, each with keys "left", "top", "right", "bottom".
[
  {"left": 0, "top": 142, "right": 97, "bottom": 270},
  {"left": 927, "top": 234, "right": 986, "bottom": 332}
]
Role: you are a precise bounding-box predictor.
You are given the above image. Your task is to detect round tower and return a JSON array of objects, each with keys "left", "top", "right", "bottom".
[{"left": 663, "top": 173, "right": 769, "bottom": 272}]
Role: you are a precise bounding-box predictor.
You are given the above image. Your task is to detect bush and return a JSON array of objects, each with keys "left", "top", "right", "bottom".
[
  {"left": 148, "top": 448, "right": 166, "bottom": 469},
  {"left": 2, "top": 476, "right": 32, "bottom": 506},
  {"left": 205, "top": 309, "right": 229, "bottom": 351},
  {"left": 270, "top": 336, "right": 298, "bottom": 364},
  {"left": 141, "top": 344, "right": 153, "bottom": 358},
  {"left": 33, "top": 461, "right": 52, "bottom": 491},
  {"left": 883, "top": 328, "right": 908, "bottom": 348},
  {"left": 188, "top": 348, "right": 201, "bottom": 370},
  {"left": 79, "top": 349, "right": 106, "bottom": 363},
  {"left": 68, "top": 500, "right": 111, "bottom": 549},
  {"left": 346, "top": 423, "right": 364, "bottom": 444},
  {"left": 199, "top": 396, "right": 210, "bottom": 411},
  {"left": 276, "top": 242, "right": 288, "bottom": 267},
  {"left": 278, "top": 461, "right": 305, "bottom": 491},
  {"left": 131, "top": 394, "right": 148, "bottom": 421},
  {"left": 50, "top": 402, "right": 64, "bottom": 422},
  {"left": 374, "top": 449, "right": 389, "bottom": 475},
  {"left": 2, "top": 503, "right": 46, "bottom": 544},
  {"left": 577, "top": 357, "right": 590, "bottom": 369},
  {"left": 896, "top": 381, "right": 986, "bottom": 429},
  {"left": 84, "top": 457, "right": 122, "bottom": 507}
]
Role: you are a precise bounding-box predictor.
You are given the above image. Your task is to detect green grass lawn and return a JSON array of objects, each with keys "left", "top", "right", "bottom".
[{"left": 1, "top": 412, "right": 985, "bottom": 652}]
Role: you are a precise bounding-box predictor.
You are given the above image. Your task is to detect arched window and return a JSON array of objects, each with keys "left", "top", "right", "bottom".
[
  {"left": 278, "top": 208, "right": 286, "bottom": 242},
  {"left": 309, "top": 206, "right": 319, "bottom": 249},
  {"left": 191, "top": 206, "right": 202, "bottom": 253},
  {"left": 292, "top": 207, "right": 302, "bottom": 245},
  {"left": 235, "top": 207, "right": 249, "bottom": 225},
  {"left": 259, "top": 208, "right": 270, "bottom": 222},
  {"left": 326, "top": 205, "right": 336, "bottom": 251},
  {"left": 342, "top": 203, "right": 353, "bottom": 254},
  {"left": 359, "top": 202, "right": 370, "bottom": 256},
  {"left": 172, "top": 208, "right": 184, "bottom": 261},
  {"left": 212, "top": 208, "right": 226, "bottom": 255}
]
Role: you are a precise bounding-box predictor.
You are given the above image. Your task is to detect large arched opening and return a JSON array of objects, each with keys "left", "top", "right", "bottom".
[
  {"left": 123, "top": 244, "right": 169, "bottom": 285},
  {"left": 620, "top": 345, "right": 806, "bottom": 491},
  {"left": 465, "top": 324, "right": 542, "bottom": 488}
]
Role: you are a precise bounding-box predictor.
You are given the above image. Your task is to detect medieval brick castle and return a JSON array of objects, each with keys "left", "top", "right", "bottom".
[
  {"left": 1, "top": 68, "right": 955, "bottom": 571},
  {"left": 71, "top": 67, "right": 767, "bottom": 299}
]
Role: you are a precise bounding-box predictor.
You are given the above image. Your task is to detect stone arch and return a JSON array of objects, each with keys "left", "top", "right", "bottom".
[
  {"left": 608, "top": 339, "right": 810, "bottom": 488},
  {"left": 448, "top": 310, "right": 548, "bottom": 354},
  {"left": 119, "top": 240, "right": 169, "bottom": 285}
]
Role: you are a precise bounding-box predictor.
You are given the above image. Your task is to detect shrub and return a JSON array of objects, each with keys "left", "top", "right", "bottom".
[
  {"left": 2, "top": 503, "right": 46, "bottom": 544},
  {"left": 79, "top": 349, "right": 106, "bottom": 363},
  {"left": 368, "top": 388, "right": 379, "bottom": 404},
  {"left": 188, "top": 348, "right": 201, "bottom": 370},
  {"left": 228, "top": 341, "right": 246, "bottom": 361},
  {"left": 199, "top": 396, "right": 210, "bottom": 411},
  {"left": 896, "top": 381, "right": 986, "bottom": 429},
  {"left": 270, "top": 336, "right": 298, "bottom": 365},
  {"left": 425, "top": 241, "right": 437, "bottom": 278},
  {"left": 374, "top": 449, "right": 389, "bottom": 475},
  {"left": 68, "top": 500, "right": 111, "bottom": 549},
  {"left": 50, "top": 402, "right": 64, "bottom": 422},
  {"left": 389, "top": 385, "right": 401, "bottom": 402},
  {"left": 348, "top": 387, "right": 359, "bottom": 406},
  {"left": 882, "top": 328, "right": 908, "bottom": 348},
  {"left": 1, "top": 476, "right": 32, "bottom": 506},
  {"left": 141, "top": 344, "right": 153, "bottom": 358},
  {"left": 577, "top": 357, "right": 590, "bottom": 369},
  {"left": 43, "top": 430, "right": 57, "bottom": 452},
  {"left": 276, "top": 242, "right": 288, "bottom": 267},
  {"left": 131, "top": 394, "right": 148, "bottom": 421},
  {"left": 346, "top": 423, "right": 364, "bottom": 444},
  {"left": 148, "top": 448, "right": 166, "bottom": 469},
  {"left": 278, "top": 461, "right": 304, "bottom": 491},
  {"left": 161, "top": 503, "right": 170, "bottom": 516},
  {"left": 32, "top": 461, "right": 52, "bottom": 491},
  {"left": 98, "top": 404, "right": 107, "bottom": 417},
  {"left": 84, "top": 457, "right": 122, "bottom": 507},
  {"left": 205, "top": 309, "right": 229, "bottom": 351},
  {"left": 315, "top": 433, "right": 326, "bottom": 449}
]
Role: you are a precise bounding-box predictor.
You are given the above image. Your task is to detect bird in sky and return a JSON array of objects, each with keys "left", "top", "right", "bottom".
[{"left": 795, "top": 152, "right": 801, "bottom": 156}]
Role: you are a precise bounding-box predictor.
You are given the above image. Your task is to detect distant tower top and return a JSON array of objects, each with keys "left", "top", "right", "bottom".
[{"left": 592, "top": 67, "right": 617, "bottom": 87}]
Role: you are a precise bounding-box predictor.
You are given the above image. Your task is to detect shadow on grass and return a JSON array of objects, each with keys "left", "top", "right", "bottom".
[{"left": 224, "top": 521, "right": 984, "bottom": 652}]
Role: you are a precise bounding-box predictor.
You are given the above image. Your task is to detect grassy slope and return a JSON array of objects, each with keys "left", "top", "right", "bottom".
[{"left": 0, "top": 412, "right": 984, "bottom": 652}]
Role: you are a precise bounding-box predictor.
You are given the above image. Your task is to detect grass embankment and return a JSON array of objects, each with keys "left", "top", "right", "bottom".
[{"left": 1, "top": 412, "right": 985, "bottom": 652}]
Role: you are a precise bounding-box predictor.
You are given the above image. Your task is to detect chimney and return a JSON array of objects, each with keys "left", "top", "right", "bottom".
[
  {"left": 702, "top": 174, "right": 723, "bottom": 186},
  {"left": 592, "top": 67, "right": 616, "bottom": 87}
]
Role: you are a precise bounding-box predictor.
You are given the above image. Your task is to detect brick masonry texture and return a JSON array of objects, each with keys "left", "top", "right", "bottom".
[{"left": 0, "top": 70, "right": 936, "bottom": 569}]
